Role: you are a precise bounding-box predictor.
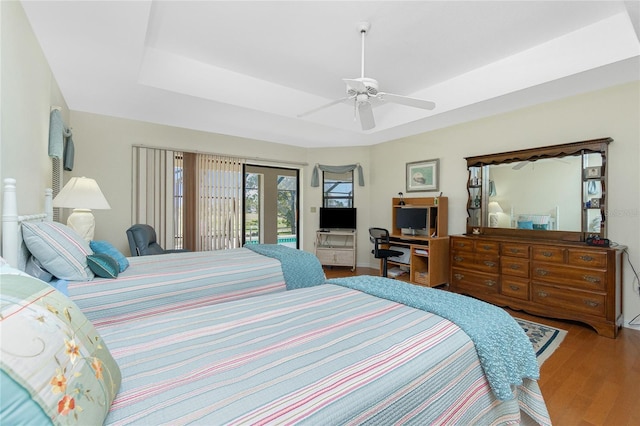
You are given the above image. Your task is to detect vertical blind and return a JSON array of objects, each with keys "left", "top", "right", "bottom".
[
  {"left": 195, "top": 153, "right": 243, "bottom": 251},
  {"left": 132, "top": 146, "right": 244, "bottom": 251}
]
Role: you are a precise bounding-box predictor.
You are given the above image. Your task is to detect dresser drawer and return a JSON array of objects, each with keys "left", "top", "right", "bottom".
[
  {"left": 501, "top": 276, "right": 530, "bottom": 300},
  {"left": 501, "top": 257, "right": 529, "bottom": 278},
  {"left": 532, "top": 246, "right": 565, "bottom": 263},
  {"left": 474, "top": 240, "right": 499, "bottom": 255},
  {"left": 451, "top": 268, "right": 499, "bottom": 295},
  {"left": 532, "top": 263, "right": 606, "bottom": 291},
  {"left": 568, "top": 249, "right": 607, "bottom": 268},
  {"left": 451, "top": 237, "right": 474, "bottom": 252},
  {"left": 501, "top": 243, "right": 529, "bottom": 258},
  {"left": 451, "top": 252, "right": 499, "bottom": 273},
  {"left": 532, "top": 284, "right": 606, "bottom": 317}
]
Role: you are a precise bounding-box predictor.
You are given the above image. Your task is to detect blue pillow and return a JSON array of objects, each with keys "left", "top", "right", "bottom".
[
  {"left": 90, "top": 240, "right": 129, "bottom": 272},
  {"left": 517, "top": 220, "right": 534, "bottom": 230},
  {"left": 87, "top": 254, "right": 119, "bottom": 279}
]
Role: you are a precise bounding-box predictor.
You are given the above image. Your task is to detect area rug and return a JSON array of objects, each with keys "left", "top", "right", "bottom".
[{"left": 515, "top": 318, "right": 567, "bottom": 365}]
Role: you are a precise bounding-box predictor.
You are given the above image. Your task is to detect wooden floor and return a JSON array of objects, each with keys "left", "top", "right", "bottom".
[{"left": 324, "top": 266, "right": 640, "bottom": 426}]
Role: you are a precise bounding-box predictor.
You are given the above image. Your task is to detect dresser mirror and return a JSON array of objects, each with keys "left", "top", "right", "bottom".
[{"left": 465, "top": 138, "right": 611, "bottom": 241}]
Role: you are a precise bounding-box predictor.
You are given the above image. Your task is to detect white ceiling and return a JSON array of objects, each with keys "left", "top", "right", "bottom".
[{"left": 21, "top": 1, "right": 640, "bottom": 148}]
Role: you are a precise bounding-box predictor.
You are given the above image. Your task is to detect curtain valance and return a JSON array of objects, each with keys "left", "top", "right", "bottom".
[{"left": 311, "top": 164, "right": 364, "bottom": 187}]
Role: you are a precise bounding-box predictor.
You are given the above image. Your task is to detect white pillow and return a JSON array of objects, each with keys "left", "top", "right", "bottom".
[{"left": 21, "top": 222, "right": 94, "bottom": 281}]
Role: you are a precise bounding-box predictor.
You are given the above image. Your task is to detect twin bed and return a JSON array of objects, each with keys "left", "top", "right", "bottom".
[{"left": 1, "top": 178, "right": 551, "bottom": 425}]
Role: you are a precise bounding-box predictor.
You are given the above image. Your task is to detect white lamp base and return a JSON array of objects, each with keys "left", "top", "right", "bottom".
[{"left": 67, "top": 208, "right": 95, "bottom": 241}]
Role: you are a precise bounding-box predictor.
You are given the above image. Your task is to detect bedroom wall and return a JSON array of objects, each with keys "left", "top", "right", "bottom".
[
  {"left": 303, "top": 146, "right": 371, "bottom": 266},
  {"left": 68, "top": 111, "right": 309, "bottom": 254},
  {"left": 369, "top": 81, "right": 640, "bottom": 328},
  {"left": 0, "top": 1, "right": 68, "bottom": 252}
]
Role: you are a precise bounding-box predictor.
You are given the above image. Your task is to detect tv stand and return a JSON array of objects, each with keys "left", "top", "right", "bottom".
[{"left": 315, "top": 230, "right": 356, "bottom": 271}]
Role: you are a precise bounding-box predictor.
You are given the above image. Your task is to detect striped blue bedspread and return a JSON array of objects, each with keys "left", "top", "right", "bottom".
[
  {"left": 99, "top": 284, "right": 550, "bottom": 425},
  {"left": 245, "top": 243, "right": 325, "bottom": 290},
  {"left": 68, "top": 248, "right": 295, "bottom": 327},
  {"left": 329, "top": 275, "right": 539, "bottom": 401}
]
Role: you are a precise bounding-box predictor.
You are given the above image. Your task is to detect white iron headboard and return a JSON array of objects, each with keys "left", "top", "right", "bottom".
[{"left": 2, "top": 178, "right": 53, "bottom": 269}]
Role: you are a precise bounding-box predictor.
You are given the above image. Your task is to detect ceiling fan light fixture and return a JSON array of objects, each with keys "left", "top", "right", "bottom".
[{"left": 297, "top": 21, "right": 436, "bottom": 129}]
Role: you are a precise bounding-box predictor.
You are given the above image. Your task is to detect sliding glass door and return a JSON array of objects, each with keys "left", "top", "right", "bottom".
[{"left": 244, "top": 165, "right": 299, "bottom": 248}]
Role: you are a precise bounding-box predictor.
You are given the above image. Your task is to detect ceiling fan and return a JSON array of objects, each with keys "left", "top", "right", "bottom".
[{"left": 298, "top": 22, "right": 436, "bottom": 131}]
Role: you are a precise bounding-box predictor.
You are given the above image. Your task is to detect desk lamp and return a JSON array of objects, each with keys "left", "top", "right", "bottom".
[{"left": 52, "top": 177, "right": 111, "bottom": 241}]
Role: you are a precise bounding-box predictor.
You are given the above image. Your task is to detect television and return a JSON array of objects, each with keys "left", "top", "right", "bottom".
[
  {"left": 396, "top": 207, "right": 428, "bottom": 235},
  {"left": 319, "top": 207, "right": 357, "bottom": 230}
]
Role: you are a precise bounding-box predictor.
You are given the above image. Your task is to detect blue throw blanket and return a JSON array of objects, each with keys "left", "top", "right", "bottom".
[
  {"left": 245, "top": 244, "right": 326, "bottom": 290},
  {"left": 328, "top": 276, "right": 539, "bottom": 401}
]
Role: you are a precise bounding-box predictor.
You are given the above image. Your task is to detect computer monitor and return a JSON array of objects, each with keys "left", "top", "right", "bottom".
[{"left": 396, "top": 207, "right": 428, "bottom": 234}]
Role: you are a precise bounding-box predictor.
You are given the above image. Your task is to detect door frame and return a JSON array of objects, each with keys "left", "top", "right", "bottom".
[{"left": 243, "top": 164, "right": 300, "bottom": 248}]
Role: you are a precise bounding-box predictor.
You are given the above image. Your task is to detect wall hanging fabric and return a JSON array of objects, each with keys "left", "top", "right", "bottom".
[
  {"left": 48, "top": 109, "right": 75, "bottom": 170},
  {"left": 311, "top": 164, "right": 364, "bottom": 187}
]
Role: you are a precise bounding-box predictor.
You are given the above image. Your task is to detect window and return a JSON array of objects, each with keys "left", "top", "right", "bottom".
[{"left": 323, "top": 171, "right": 353, "bottom": 207}]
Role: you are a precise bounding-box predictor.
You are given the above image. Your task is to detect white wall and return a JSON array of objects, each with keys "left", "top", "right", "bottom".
[
  {"left": 0, "top": 1, "right": 67, "bottom": 217},
  {"left": 370, "top": 81, "right": 640, "bottom": 328}
]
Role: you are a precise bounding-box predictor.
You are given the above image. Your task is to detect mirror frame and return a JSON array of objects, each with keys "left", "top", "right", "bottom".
[{"left": 465, "top": 137, "right": 612, "bottom": 242}]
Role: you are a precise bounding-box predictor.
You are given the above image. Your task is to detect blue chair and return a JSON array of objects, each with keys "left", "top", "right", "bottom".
[{"left": 126, "top": 224, "right": 188, "bottom": 256}]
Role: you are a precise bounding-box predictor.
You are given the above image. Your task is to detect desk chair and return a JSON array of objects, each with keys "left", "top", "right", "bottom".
[
  {"left": 369, "top": 227, "right": 404, "bottom": 277},
  {"left": 126, "top": 224, "right": 189, "bottom": 256}
]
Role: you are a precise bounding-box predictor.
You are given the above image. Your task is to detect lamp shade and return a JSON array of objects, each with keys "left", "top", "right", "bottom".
[
  {"left": 488, "top": 201, "right": 504, "bottom": 214},
  {"left": 52, "top": 177, "right": 111, "bottom": 210}
]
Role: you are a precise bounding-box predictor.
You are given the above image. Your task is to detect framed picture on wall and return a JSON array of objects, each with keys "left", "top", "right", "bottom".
[{"left": 406, "top": 159, "right": 439, "bottom": 192}]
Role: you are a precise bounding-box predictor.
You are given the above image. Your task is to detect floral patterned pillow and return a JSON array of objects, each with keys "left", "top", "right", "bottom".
[{"left": 0, "top": 274, "right": 121, "bottom": 424}]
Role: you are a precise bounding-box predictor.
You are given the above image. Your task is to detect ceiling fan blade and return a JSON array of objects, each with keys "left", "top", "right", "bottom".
[
  {"left": 357, "top": 102, "right": 375, "bottom": 130},
  {"left": 512, "top": 162, "right": 528, "bottom": 170},
  {"left": 297, "top": 97, "right": 350, "bottom": 118},
  {"left": 343, "top": 78, "right": 367, "bottom": 93},
  {"left": 378, "top": 92, "right": 436, "bottom": 110}
]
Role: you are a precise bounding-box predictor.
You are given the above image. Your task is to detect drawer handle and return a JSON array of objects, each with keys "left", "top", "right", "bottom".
[
  {"left": 509, "top": 264, "right": 521, "bottom": 270},
  {"left": 583, "top": 275, "right": 601, "bottom": 284},
  {"left": 509, "top": 285, "right": 521, "bottom": 291},
  {"left": 541, "top": 251, "right": 553, "bottom": 257},
  {"left": 454, "top": 256, "right": 464, "bottom": 262},
  {"left": 483, "top": 261, "right": 496, "bottom": 267},
  {"left": 535, "top": 268, "right": 549, "bottom": 276},
  {"left": 579, "top": 255, "right": 594, "bottom": 262},
  {"left": 509, "top": 248, "right": 521, "bottom": 254},
  {"left": 484, "top": 280, "right": 496, "bottom": 287},
  {"left": 454, "top": 273, "right": 464, "bottom": 281},
  {"left": 584, "top": 300, "right": 600, "bottom": 308},
  {"left": 456, "top": 243, "right": 466, "bottom": 248},
  {"left": 537, "top": 291, "right": 549, "bottom": 298},
  {"left": 481, "top": 245, "right": 492, "bottom": 251}
]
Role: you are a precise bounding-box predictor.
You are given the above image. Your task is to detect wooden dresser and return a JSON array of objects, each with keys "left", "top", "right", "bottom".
[{"left": 449, "top": 235, "right": 624, "bottom": 338}]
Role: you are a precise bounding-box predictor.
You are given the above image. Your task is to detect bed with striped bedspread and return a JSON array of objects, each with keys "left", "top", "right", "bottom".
[
  {"left": 68, "top": 247, "right": 323, "bottom": 328},
  {"left": 99, "top": 284, "right": 550, "bottom": 425}
]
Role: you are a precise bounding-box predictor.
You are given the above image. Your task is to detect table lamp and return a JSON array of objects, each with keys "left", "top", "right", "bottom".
[
  {"left": 52, "top": 177, "right": 111, "bottom": 241},
  {"left": 488, "top": 201, "right": 503, "bottom": 214}
]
